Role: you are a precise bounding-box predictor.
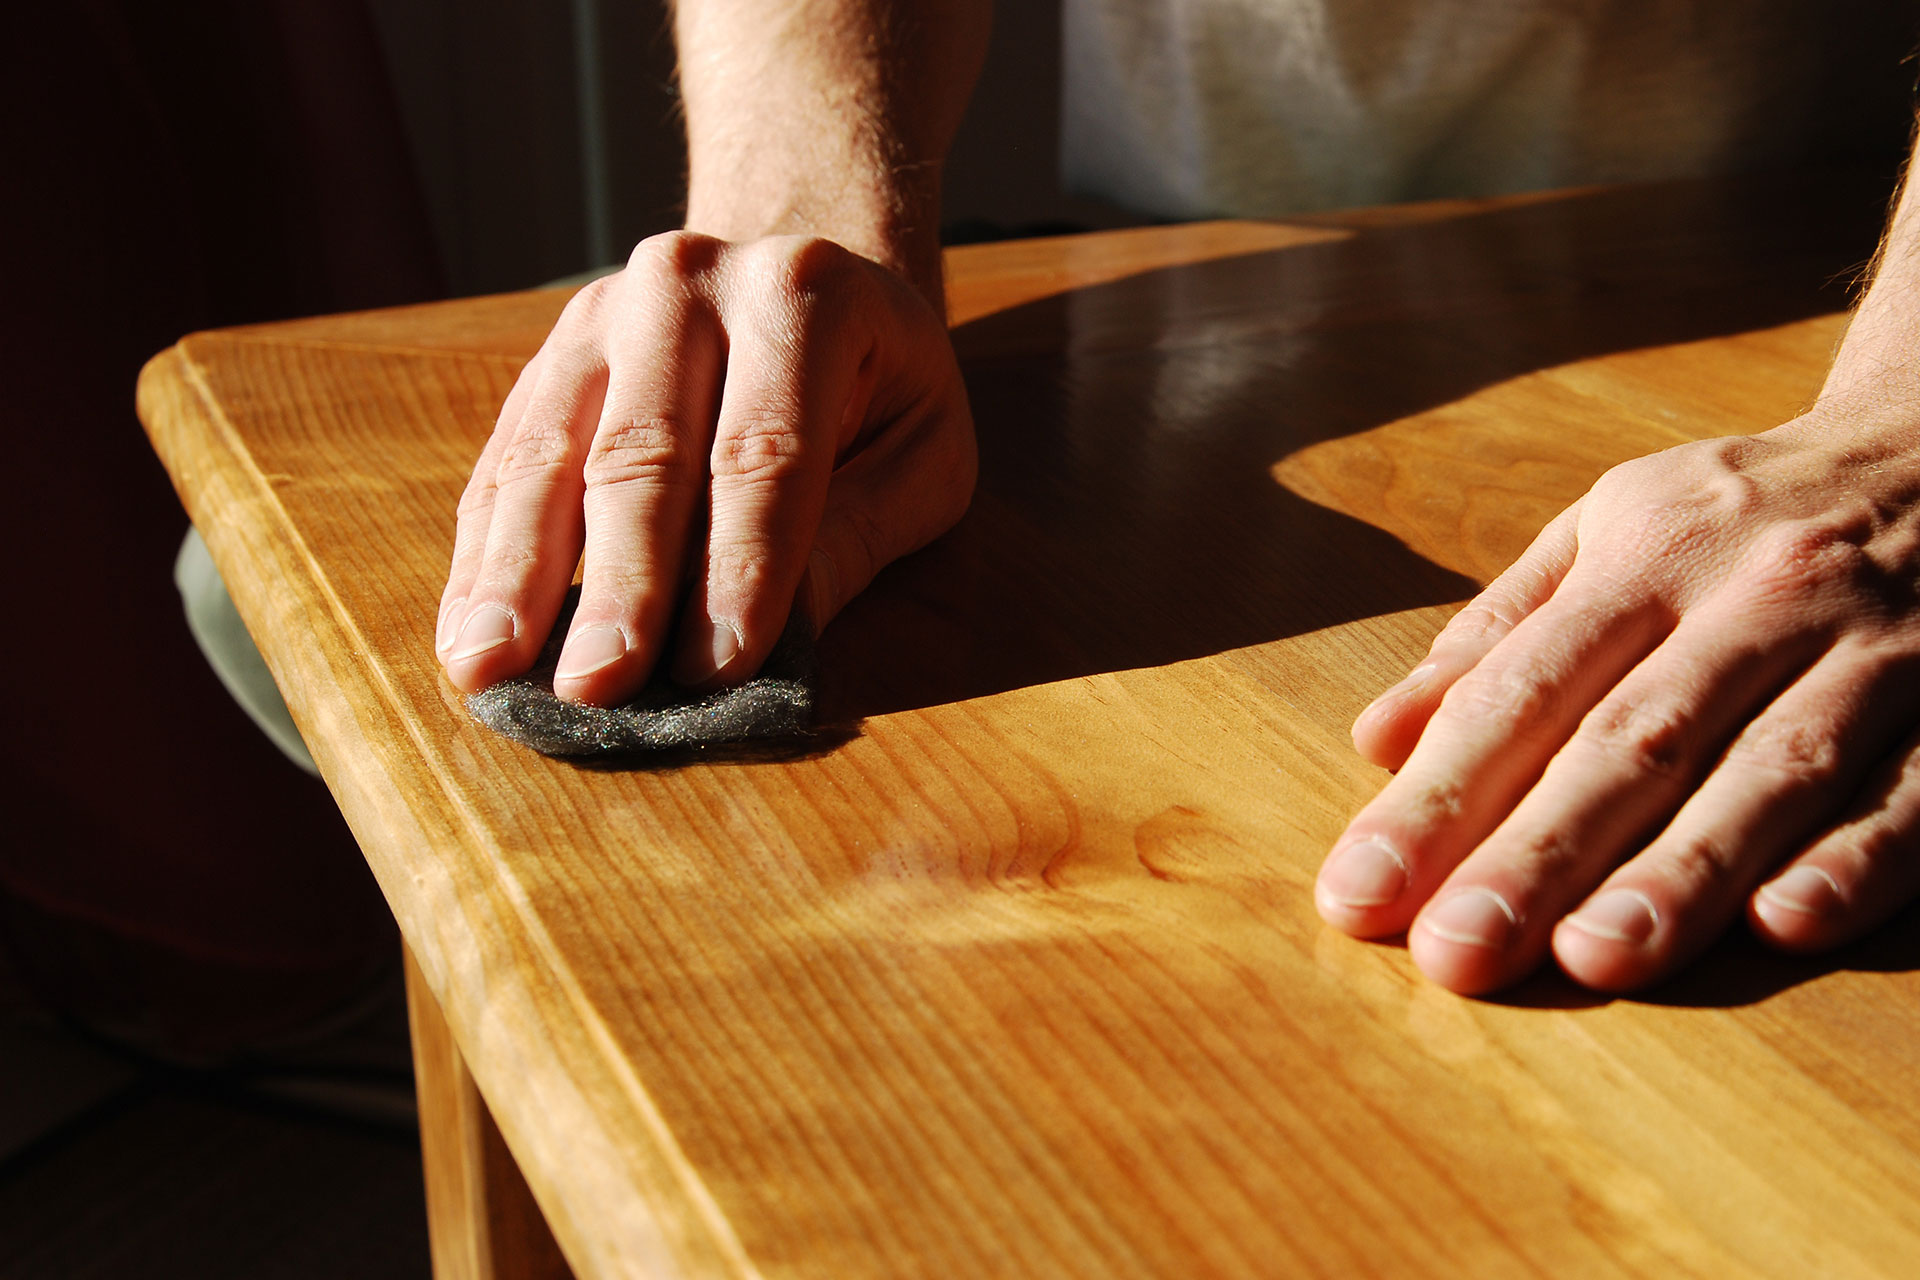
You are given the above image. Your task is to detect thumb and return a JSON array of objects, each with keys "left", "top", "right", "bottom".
[{"left": 803, "top": 407, "right": 978, "bottom": 630}]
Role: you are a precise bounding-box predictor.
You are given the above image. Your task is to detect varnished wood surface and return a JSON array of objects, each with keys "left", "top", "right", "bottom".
[{"left": 141, "top": 170, "right": 1920, "bottom": 1279}]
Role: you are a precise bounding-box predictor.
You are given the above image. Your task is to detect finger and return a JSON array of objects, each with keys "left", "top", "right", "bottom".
[
  {"left": 1750, "top": 702, "right": 1920, "bottom": 953},
  {"left": 1397, "top": 591, "right": 1819, "bottom": 994},
  {"left": 1551, "top": 643, "right": 1920, "bottom": 990},
  {"left": 1353, "top": 501, "right": 1582, "bottom": 771},
  {"left": 444, "top": 348, "right": 608, "bottom": 693},
  {"left": 672, "top": 242, "right": 868, "bottom": 687},
  {"left": 438, "top": 354, "right": 542, "bottom": 657},
  {"left": 552, "top": 292, "right": 723, "bottom": 705},
  {"left": 1316, "top": 569, "right": 1669, "bottom": 938},
  {"left": 801, "top": 377, "right": 977, "bottom": 631}
]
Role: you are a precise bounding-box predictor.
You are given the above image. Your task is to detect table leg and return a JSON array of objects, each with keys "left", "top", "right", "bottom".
[{"left": 404, "top": 945, "right": 574, "bottom": 1280}]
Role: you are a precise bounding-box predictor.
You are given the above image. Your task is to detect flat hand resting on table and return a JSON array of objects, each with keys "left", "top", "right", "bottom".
[
  {"left": 1321, "top": 407, "right": 1920, "bottom": 993},
  {"left": 434, "top": 232, "right": 974, "bottom": 708},
  {"left": 1318, "top": 179, "right": 1920, "bottom": 993}
]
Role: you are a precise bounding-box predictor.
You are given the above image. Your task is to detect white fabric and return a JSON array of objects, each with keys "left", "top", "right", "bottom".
[{"left": 1062, "top": 0, "right": 1915, "bottom": 220}]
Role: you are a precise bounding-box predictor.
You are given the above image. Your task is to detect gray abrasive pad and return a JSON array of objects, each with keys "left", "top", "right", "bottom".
[{"left": 465, "top": 594, "right": 815, "bottom": 757}]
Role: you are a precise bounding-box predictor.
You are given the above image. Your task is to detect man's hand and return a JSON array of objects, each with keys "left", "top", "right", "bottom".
[
  {"left": 1318, "top": 410, "right": 1920, "bottom": 993},
  {"left": 436, "top": 232, "right": 975, "bottom": 705},
  {"left": 1320, "top": 142, "right": 1920, "bottom": 995},
  {"left": 435, "top": 0, "right": 990, "bottom": 703}
]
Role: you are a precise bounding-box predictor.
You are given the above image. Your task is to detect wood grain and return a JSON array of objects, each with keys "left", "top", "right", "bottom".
[
  {"left": 139, "top": 170, "right": 1920, "bottom": 1279},
  {"left": 407, "top": 943, "right": 574, "bottom": 1280}
]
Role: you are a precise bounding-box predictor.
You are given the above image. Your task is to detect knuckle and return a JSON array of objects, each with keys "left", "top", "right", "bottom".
[
  {"left": 1657, "top": 833, "right": 1737, "bottom": 898},
  {"left": 628, "top": 229, "right": 721, "bottom": 280},
  {"left": 456, "top": 474, "right": 497, "bottom": 521},
  {"left": 473, "top": 541, "right": 542, "bottom": 589},
  {"left": 1587, "top": 452, "right": 1677, "bottom": 519},
  {"left": 1442, "top": 664, "right": 1563, "bottom": 739},
  {"left": 1723, "top": 717, "right": 1844, "bottom": 788},
  {"left": 583, "top": 416, "right": 693, "bottom": 489},
  {"left": 1514, "top": 827, "right": 1584, "bottom": 876},
  {"left": 1576, "top": 697, "right": 1695, "bottom": 780},
  {"left": 554, "top": 274, "right": 614, "bottom": 332},
  {"left": 706, "top": 544, "right": 781, "bottom": 603},
  {"left": 1591, "top": 451, "right": 1660, "bottom": 494},
  {"left": 1408, "top": 779, "right": 1468, "bottom": 828},
  {"left": 1587, "top": 441, "right": 1762, "bottom": 560},
  {"left": 1439, "top": 599, "right": 1523, "bottom": 650},
  {"left": 712, "top": 416, "right": 808, "bottom": 483},
  {"left": 1740, "top": 522, "right": 1865, "bottom": 604},
  {"left": 583, "top": 564, "right": 668, "bottom": 613},
  {"left": 751, "top": 235, "right": 854, "bottom": 299},
  {"left": 494, "top": 420, "right": 578, "bottom": 486}
]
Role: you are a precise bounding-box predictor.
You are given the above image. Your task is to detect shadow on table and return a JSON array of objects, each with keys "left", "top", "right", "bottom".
[
  {"left": 818, "top": 169, "right": 1886, "bottom": 725},
  {"left": 1485, "top": 895, "right": 1920, "bottom": 1012},
  {"left": 1640, "top": 895, "right": 1920, "bottom": 1009}
]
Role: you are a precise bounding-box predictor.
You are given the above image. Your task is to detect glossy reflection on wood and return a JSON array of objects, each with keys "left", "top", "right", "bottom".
[{"left": 140, "top": 171, "right": 1920, "bottom": 1279}]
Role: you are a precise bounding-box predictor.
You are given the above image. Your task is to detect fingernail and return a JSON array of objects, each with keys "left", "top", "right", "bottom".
[
  {"left": 436, "top": 597, "right": 467, "bottom": 655},
  {"left": 450, "top": 604, "right": 515, "bottom": 661},
  {"left": 1565, "top": 888, "right": 1660, "bottom": 945},
  {"left": 1759, "top": 866, "right": 1843, "bottom": 917},
  {"left": 678, "top": 618, "right": 742, "bottom": 684},
  {"left": 555, "top": 626, "right": 627, "bottom": 682},
  {"left": 1319, "top": 837, "right": 1409, "bottom": 908},
  {"left": 1423, "top": 888, "right": 1519, "bottom": 949}
]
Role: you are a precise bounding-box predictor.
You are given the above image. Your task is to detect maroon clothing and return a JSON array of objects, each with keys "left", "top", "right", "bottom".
[{"left": 1, "top": 1, "right": 442, "bottom": 1057}]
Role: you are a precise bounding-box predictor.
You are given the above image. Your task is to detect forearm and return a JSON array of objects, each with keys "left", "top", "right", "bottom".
[
  {"left": 673, "top": 0, "right": 992, "bottom": 308},
  {"left": 1820, "top": 127, "right": 1920, "bottom": 418}
]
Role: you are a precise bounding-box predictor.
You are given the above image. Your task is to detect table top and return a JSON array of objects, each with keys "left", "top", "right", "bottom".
[{"left": 140, "top": 170, "right": 1920, "bottom": 1279}]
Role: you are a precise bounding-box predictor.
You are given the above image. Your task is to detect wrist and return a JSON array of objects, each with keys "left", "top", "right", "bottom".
[
  {"left": 1819, "top": 160, "right": 1920, "bottom": 423},
  {"left": 684, "top": 166, "right": 946, "bottom": 311},
  {"left": 1816, "top": 314, "right": 1920, "bottom": 430},
  {"left": 1780, "top": 383, "right": 1920, "bottom": 465}
]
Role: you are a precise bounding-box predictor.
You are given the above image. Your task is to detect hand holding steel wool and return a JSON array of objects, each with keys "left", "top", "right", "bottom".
[{"left": 464, "top": 589, "right": 817, "bottom": 755}]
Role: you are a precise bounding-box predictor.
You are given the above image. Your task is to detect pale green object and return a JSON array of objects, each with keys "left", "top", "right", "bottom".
[
  {"left": 170, "top": 268, "right": 623, "bottom": 779},
  {"left": 174, "top": 527, "right": 319, "bottom": 777}
]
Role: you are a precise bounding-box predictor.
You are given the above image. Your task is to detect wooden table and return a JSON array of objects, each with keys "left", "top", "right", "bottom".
[{"left": 139, "top": 172, "right": 1920, "bottom": 1279}]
